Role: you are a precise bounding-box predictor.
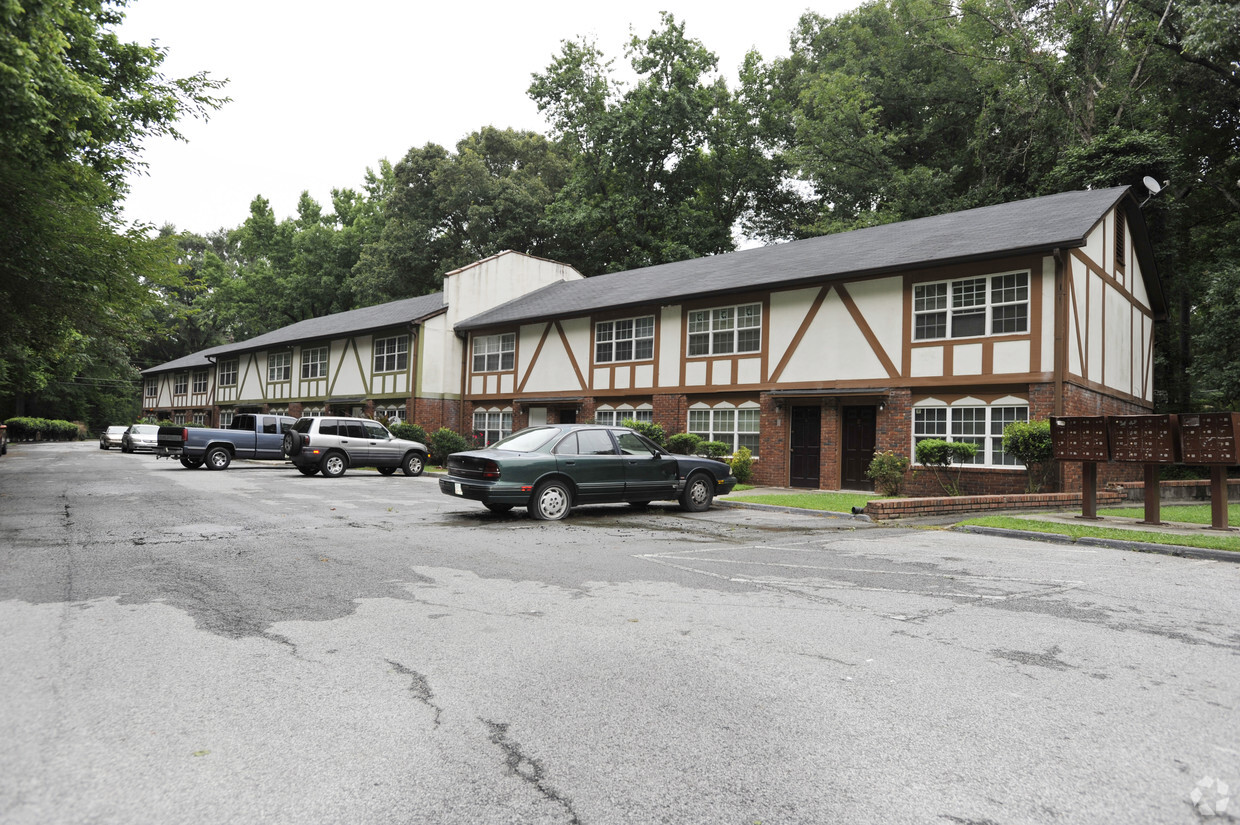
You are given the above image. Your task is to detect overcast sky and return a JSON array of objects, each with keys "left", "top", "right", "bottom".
[{"left": 117, "top": 0, "right": 861, "bottom": 235}]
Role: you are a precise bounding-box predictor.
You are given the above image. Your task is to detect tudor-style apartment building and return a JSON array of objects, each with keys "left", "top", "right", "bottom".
[{"left": 142, "top": 186, "right": 1164, "bottom": 495}]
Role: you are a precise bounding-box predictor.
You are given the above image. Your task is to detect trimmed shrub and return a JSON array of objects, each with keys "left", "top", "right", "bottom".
[
  {"left": 390, "top": 422, "right": 429, "bottom": 444},
  {"left": 666, "top": 433, "right": 702, "bottom": 455},
  {"left": 729, "top": 446, "right": 754, "bottom": 484},
  {"left": 914, "top": 439, "right": 977, "bottom": 496},
  {"left": 429, "top": 427, "right": 469, "bottom": 465},
  {"left": 696, "top": 440, "right": 732, "bottom": 459},
  {"left": 621, "top": 418, "right": 666, "bottom": 447},
  {"left": 1001, "top": 419, "right": 1055, "bottom": 492},
  {"left": 866, "top": 450, "right": 910, "bottom": 496}
]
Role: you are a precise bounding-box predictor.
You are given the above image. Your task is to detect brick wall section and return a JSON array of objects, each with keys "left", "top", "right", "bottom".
[
  {"left": 755, "top": 393, "right": 786, "bottom": 487},
  {"left": 1110, "top": 477, "right": 1240, "bottom": 502},
  {"left": 1059, "top": 383, "right": 1150, "bottom": 490},
  {"left": 866, "top": 490, "right": 1125, "bottom": 520}
]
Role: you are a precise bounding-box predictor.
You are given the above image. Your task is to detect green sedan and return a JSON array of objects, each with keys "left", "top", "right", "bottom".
[{"left": 439, "top": 424, "right": 737, "bottom": 520}]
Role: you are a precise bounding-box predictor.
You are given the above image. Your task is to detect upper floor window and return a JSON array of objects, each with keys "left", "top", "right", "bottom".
[
  {"left": 192, "top": 371, "right": 208, "bottom": 394},
  {"left": 912, "top": 399, "right": 1028, "bottom": 467},
  {"left": 914, "top": 272, "right": 1028, "bottom": 341},
  {"left": 688, "top": 303, "right": 761, "bottom": 356},
  {"left": 174, "top": 374, "right": 188, "bottom": 396},
  {"left": 218, "top": 360, "right": 237, "bottom": 387},
  {"left": 473, "top": 333, "right": 515, "bottom": 372},
  {"left": 1115, "top": 218, "right": 1126, "bottom": 270},
  {"left": 373, "top": 336, "right": 408, "bottom": 373},
  {"left": 268, "top": 352, "right": 291, "bottom": 382},
  {"left": 144, "top": 380, "right": 157, "bottom": 398},
  {"left": 302, "top": 346, "right": 328, "bottom": 380},
  {"left": 596, "top": 316, "right": 654, "bottom": 363}
]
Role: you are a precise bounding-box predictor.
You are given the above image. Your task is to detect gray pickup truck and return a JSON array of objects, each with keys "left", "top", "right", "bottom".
[{"left": 156, "top": 413, "right": 296, "bottom": 470}]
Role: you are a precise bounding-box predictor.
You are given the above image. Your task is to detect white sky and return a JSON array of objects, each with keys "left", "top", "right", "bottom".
[{"left": 117, "top": 0, "right": 861, "bottom": 235}]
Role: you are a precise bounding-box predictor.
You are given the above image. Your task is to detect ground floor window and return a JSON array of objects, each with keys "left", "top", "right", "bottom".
[
  {"left": 595, "top": 404, "right": 653, "bottom": 427},
  {"left": 300, "top": 406, "right": 324, "bottom": 418},
  {"left": 912, "top": 397, "right": 1028, "bottom": 466},
  {"left": 219, "top": 409, "right": 235, "bottom": 427},
  {"left": 688, "top": 403, "right": 760, "bottom": 456},
  {"left": 375, "top": 404, "right": 406, "bottom": 423},
  {"left": 173, "top": 412, "right": 186, "bottom": 424},
  {"left": 473, "top": 408, "right": 513, "bottom": 446},
  {"left": 192, "top": 411, "right": 207, "bottom": 425}
]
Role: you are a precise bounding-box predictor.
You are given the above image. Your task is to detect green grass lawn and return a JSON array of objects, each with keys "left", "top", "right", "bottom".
[
  {"left": 1095, "top": 502, "right": 1240, "bottom": 525},
  {"left": 959, "top": 513, "right": 1240, "bottom": 552},
  {"left": 722, "top": 489, "right": 884, "bottom": 512}
]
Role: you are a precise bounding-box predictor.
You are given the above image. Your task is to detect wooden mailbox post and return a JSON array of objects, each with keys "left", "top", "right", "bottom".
[
  {"left": 1106, "top": 415, "right": 1179, "bottom": 526},
  {"left": 1178, "top": 412, "right": 1240, "bottom": 531},
  {"left": 1051, "top": 417, "right": 1109, "bottom": 519}
]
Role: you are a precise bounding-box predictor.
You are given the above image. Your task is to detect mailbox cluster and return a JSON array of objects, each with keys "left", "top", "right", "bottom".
[{"left": 1050, "top": 412, "right": 1240, "bottom": 529}]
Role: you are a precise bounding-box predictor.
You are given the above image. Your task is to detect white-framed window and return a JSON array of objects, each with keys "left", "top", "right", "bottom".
[
  {"left": 596, "top": 316, "right": 654, "bottom": 363},
  {"left": 595, "top": 405, "right": 654, "bottom": 427},
  {"left": 687, "top": 403, "right": 760, "bottom": 456},
  {"left": 375, "top": 404, "right": 406, "bottom": 423},
  {"left": 473, "top": 408, "right": 513, "bottom": 446},
  {"left": 218, "top": 360, "right": 237, "bottom": 387},
  {"left": 192, "top": 411, "right": 208, "bottom": 425},
  {"left": 219, "top": 409, "right": 235, "bottom": 427},
  {"left": 912, "top": 398, "right": 1029, "bottom": 466},
  {"left": 268, "top": 352, "right": 291, "bottom": 382},
  {"left": 914, "top": 271, "right": 1029, "bottom": 341},
  {"left": 300, "top": 406, "right": 324, "bottom": 418},
  {"left": 302, "top": 346, "right": 328, "bottom": 379},
  {"left": 373, "top": 336, "right": 408, "bottom": 373},
  {"left": 192, "top": 371, "right": 208, "bottom": 394},
  {"left": 174, "top": 374, "right": 188, "bottom": 396},
  {"left": 472, "top": 333, "right": 515, "bottom": 372},
  {"left": 687, "top": 303, "right": 761, "bottom": 356},
  {"left": 267, "top": 407, "right": 287, "bottom": 417},
  {"left": 173, "top": 412, "right": 186, "bottom": 424},
  {"left": 145, "top": 380, "right": 157, "bottom": 398}
]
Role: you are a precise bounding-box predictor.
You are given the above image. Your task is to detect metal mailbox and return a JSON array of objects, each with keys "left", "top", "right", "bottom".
[
  {"left": 1051, "top": 416, "right": 1109, "bottom": 461},
  {"left": 1106, "top": 414, "right": 1180, "bottom": 464},
  {"left": 1178, "top": 412, "right": 1240, "bottom": 464}
]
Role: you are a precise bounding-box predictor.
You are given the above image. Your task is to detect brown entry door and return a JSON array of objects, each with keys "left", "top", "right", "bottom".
[
  {"left": 841, "top": 406, "right": 877, "bottom": 490},
  {"left": 789, "top": 406, "right": 821, "bottom": 488}
]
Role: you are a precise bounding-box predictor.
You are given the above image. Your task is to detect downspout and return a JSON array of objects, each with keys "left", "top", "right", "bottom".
[{"left": 1052, "top": 248, "right": 1066, "bottom": 417}]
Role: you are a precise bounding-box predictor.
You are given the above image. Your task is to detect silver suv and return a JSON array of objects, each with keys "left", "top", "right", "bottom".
[{"left": 285, "top": 417, "right": 428, "bottom": 478}]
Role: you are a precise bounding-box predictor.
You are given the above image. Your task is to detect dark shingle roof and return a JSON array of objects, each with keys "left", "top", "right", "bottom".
[
  {"left": 142, "top": 293, "right": 445, "bottom": 374},
  {"left": 458, "top": 187, "right": 1161, "bottom": 329}
]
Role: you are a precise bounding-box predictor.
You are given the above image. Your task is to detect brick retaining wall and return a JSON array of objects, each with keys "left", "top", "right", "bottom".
[{"left": 865, "top": 490, "right": 1125, "bottom": 521}]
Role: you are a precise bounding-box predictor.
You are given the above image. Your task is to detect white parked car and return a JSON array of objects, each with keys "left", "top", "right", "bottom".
[{"left": 99, "top": 426, "right": 128, "bottom": 449}]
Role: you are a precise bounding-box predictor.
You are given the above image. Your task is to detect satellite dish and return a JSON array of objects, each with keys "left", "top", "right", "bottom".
[{"left": 1143, "top": 176, "right": 1163, "bottom": 194}]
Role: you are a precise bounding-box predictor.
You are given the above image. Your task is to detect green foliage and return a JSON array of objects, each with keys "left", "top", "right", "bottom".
[
  {"left": 696, "top": 440, "right": 732, "bottom": 459},
  {"left": 866, "top": 450, "right": 910, "bottom": 497},
  {"left": 620, "top": 418, "right": 665, "bottom": 446},
  {"left": 729, "top": 446, "right": 754, "bottom": 484},
  {"left": 914, "top": 439, "right": 977, "bottom": 496},
  {"left": 1002, "top": 419, "right": 1056, "bottom": 492},
  {"left": 4, "top": 417, "right": 82, "bottom": 441},
  {"left": 666, "top": 433, "right": 702, "bottom": 455},
  {"left": 429, "top": 427, "right": 469, "bottom": 465},
  {"left": 389, "top": 422, "right": 429, "bottom": 444}
]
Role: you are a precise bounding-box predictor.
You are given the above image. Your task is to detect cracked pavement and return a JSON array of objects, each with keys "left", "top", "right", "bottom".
[{"left": 2, "top": 442, "right": 1238, "bottom": 824}]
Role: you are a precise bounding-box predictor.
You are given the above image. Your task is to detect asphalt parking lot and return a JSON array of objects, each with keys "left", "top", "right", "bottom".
[{"left": 2, "top": 442, "right": 1238, "bottom": 824}]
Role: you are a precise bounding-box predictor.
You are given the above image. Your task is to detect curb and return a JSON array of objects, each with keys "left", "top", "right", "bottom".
[
  {"left": 955, "top": 525, "right": 1240, "bottom": 564},
  {"left": 716, "top": 499, "right": 873, "bottom": 523}
]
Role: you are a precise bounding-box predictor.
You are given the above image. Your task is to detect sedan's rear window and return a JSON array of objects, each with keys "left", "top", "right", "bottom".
[{"left": 491, "top": 427, "right": 559, "bottom": 452}]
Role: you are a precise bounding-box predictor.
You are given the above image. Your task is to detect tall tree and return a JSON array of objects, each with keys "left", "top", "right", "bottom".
[{"left": 0, "top": 0, "right": 225, "bottom": 418}]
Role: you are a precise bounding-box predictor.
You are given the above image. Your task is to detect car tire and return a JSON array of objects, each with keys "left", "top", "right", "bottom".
[
  {"left": 401, "top": 451, "right": 425, "bottom": 477},
  {"left": 529, "top": 480, "right": 572, "bottom": 521},
  {"left": 179, "top": 456, "right": 204, "bottom": 469},
  {"left": 297, "top": 466, "right": 319, "bottom": 476},
  {"left": 679, "top": 472, "right": 714, "bottom": 512},
  {"left": 99, "top": 442, "right": 107, "bottom": 450},
  {"left": 378, "top": 467, "right": 397, "bottom": 476},
  {"left": 205, "top": 447, "right": 232, "bottom": 471},
  {"left": 284, "top": 432, "right": 302, "bottom": 457},
  {"left": 321, "top": 451, "right": 347, "bottom": 478},
  {"left": 485, "top": 503, "right": 514, "bottom": 514}
]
